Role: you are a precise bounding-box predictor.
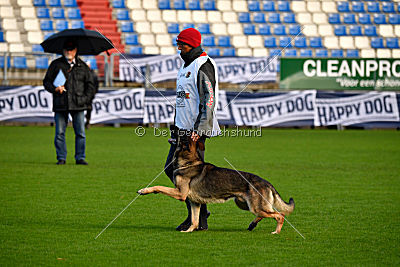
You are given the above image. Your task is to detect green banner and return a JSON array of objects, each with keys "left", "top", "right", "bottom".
[{"left": 280, "top": 58, "right": 400, "bottom": 90}]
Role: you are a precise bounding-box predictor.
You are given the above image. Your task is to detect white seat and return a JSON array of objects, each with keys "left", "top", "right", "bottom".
[
  {"left": 361, "top": 49, "right": 375, "bottom": 58},
  {"left": 392, "top": 49, "right": 400, "bottom": 58},
  {"left": 324, "top": 36, "right": 339, "bottom": 49},
  {"left": 395, "top": 25, "right": 400, "bottom": 37},
  {"left": 303, "top": 24, "right": 318, "bottom": 37},
  {"left": 217, "top": 0, "right": 232, "bottom": 11},
  {"left": 318, "top": 25, "right": 333, "bottom": 37},
  {"left": 222, "top": 11, "right": 237, "bottom": 23},
  {"left": 322, "top": 1, "right": 336, "bottom": 13},
  {"left": 131, "top": 10, "right": 146, "bottom": 21},
  {"left": 0, "top": 43, "right": 8, "bottom": 52},
  {"left": 237, "top": 48, "right": 252, "bottom": 57},
  {"left": 292, "top": 1, "right": 306, "bottom": 12},
  {"left": 9, "top": 43, "right": 24, "bottom": 53},
  {"left": 2, "top": 18, "right": 17, "bottom": 30},
  {"left": 5, "top": 31, "right": 21, "bottom": 43},
  {"left": 27, "top": 31, "right": 43, "bottom": 44},
  {"left": 21, "top": 7, "right": 35, "bottom": 18},
  {"left": 142, "top": 0, "right": 156, "bottom": 9},
  {"left": 17, "top": 0, "right": 32, "bottom": 6},
  {"left": 0, "top": 0, "right": 10, "bottom": 5},
  {"left": 253, "top": 48, "right": 268, "bottom": 57},
  {"left": 379, "top": 25, "right": 394, "bottom": 37},
  {"left": 144, "top": 46, "right": 159, "bottom": 55},
  {"left": 192, "top": 11, "right": 207, "bottom": 23},
  {"left": 151, "top": 22, "right": 166, "bottom": 34},
  {"left": 248, "top": 36, "right": 263, "bottom": 48},
  {"left": 162, "top": 10, "right": 177, "bottom": 23},
  {"left": 377, "top": 49, "right": 391, "bottom": 58},
  {"left": 0, "top": 6, "right": 13, "bottom": 17},
  {"left": 232, "top": 35, "right": 247, "bottom": 48},
  {"left": 147, "top": 10, "right": 162, "bottom": 22},
  {"left": 127, "top": 0, "right": 141, "bottom": 9},
  {"left": 177, "top": 10, "right": 192, "bottom": 23},
  {"left": 24, "top": 19, "right": 40, "bottom": 31},
  {"left": 340, "top": 36, "right": 354, "bottom": 49},
  {"left": 211, "top": 23, "right": 227, "bottom": 35},
  {"left": 160, "top": 46, "right": 176, "bottom": 55},
  {"left": 135, "top": 22, "right": 151, "bottom": 33},
  {"left": 156, "top": 34, "right": 171, "bottom": 46},
  {"left": 313, "top": 13, "right": 327, "bottom": 24},
  {"left": 232, "top": 1, "right": 246, "bottom": 12},
  {"left": 307, "top": 1, "right": 321, "bottom": 12},
  {"left": 139, "top": 34, "right": 155, "bottom": 46},
  {"left": 207, "top": 11, "right": 222, "bottom": 23},
  {"left": 297, "top": 13, "right": 312, "bottom": 24},
  {"left": 227, "top": 23, "right": 242, "bottom": 35},
  {"left": 355, "top": 37, "right": 370, "bottom": 49}
]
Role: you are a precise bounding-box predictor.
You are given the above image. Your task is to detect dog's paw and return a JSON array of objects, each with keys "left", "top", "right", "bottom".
[
  {"left": 137, "top": 188, "right": 149, "bottom": 195},
  {"left": 271, "top": 231, "right": 279, "bottom": 235},
  {"left": 180, "top": 226, "right": 197, "bottom": 233}
]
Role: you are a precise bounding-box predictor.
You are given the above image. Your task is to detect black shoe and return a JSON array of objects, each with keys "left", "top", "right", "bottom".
[
  {"left": 176, "top": 217, "right": 191, "bottom": 231},
  {"left": 56, "top": 159, "right": 66, "bottom": 165},
  {"left": 76, "top": 159, "right": 88, "bottom": 165}
]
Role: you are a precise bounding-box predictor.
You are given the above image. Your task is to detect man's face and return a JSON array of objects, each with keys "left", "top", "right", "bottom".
[
  {"left": 177, "top": 42, "right": 192, "bottom": 55},
  {"left": 63, "top": 47, "right": 77, "bottom": 61}
]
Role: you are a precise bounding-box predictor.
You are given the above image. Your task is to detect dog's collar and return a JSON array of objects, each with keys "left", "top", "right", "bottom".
[{"left": 174, "top": 162, "right": 203, "bottom": 171}]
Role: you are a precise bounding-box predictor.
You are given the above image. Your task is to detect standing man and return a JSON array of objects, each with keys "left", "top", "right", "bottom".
[
  {"left": 165, "top": 28, "right": 220, "bottom": 231},
  {"left": 43, "top": 40, "right": 95, "bottom": 165}
]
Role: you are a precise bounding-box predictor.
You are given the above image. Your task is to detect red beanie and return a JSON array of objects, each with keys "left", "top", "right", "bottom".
[{"left": 176, "top": 28, "right": 201, "bottom": 48}]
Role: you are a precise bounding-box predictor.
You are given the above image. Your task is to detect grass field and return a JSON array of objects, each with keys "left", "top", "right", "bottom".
[{"left": 0, "top": 126, "right": 399, "bottom": 266}]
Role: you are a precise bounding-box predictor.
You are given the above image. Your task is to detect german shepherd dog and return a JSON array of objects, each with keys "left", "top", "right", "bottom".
[{"left": 138, "top": 133, "right": 295, "bottom": 234}]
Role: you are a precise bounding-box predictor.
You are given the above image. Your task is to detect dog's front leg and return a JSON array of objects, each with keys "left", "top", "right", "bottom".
[
  {"left": 181, "top": 201, "right": 200, "bottom": 233},
  {"left": 138, "top": 176, "right": 190, "bottom": 202}
]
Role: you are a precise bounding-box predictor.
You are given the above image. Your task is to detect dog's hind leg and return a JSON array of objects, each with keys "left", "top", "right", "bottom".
[
  {"left": 257, "top": 211, "right": 285, "bottom": 234},
  {"left": 248, "top": 217, "right": 263, "bottom": 231},
  {"left": 181, "top": 201, "right": 200, "bottom": 233}
]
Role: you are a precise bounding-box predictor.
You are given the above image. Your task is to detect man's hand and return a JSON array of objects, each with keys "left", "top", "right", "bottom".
[
  {"left": 55, "top": 86, "right": 66, "bottom": 94},
  {"left": 191, "top": 131, "right": 200, "bottom": 142}
]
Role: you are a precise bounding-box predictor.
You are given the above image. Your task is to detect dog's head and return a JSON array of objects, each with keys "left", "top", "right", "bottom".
[{"left": 175, "top": 130, "right": 204, "bottom": 162}]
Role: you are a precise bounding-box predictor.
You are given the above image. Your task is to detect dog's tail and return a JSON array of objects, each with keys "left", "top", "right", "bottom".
[{"left": 274, "top": 195, "right": 295, "bottom": 216}]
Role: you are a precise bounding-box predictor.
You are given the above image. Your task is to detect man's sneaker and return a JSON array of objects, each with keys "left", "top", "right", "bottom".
[
  {"left": 56, "top": 159, "right": 66, "bottom": 165},
  {"left": 76, "top": 159, "right": 88, "bottom": 165}
]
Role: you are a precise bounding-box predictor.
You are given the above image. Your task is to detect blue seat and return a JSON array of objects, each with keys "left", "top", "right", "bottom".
[
  {"left": 238, "top": 12, "right": 251, "bottom": 23},
  {"left": 388, "top": 14, "right": 400, "bottom": 24},
  {"left": 331, "top": 50, "right": 344, "bottom": 57},
  {"left": 223, "top": 48, "right": 235, "bottom": 57},
  {"left": 274, "top": 24, "right": 286, "bottom": 35},
  {"left": 203, "top": 0, "right": 216, "bottom": 11},
  {"left": 367, "top": 2, "right": 380, "bottom": 13},
  {"left": 129, "top": 46, "right": 143, "bottom": 55},
  {"left": 168, "top": 23, "right": 179, "bottom": 33},
  {"left": 207, "top": 48, "right": 220, "bottom": 57},
  {"left": 259, "top": 24, "right": 271, "bottom": 35},
  {"left": 33, "top": 0, "right": 46, "bottom": 7},
  {"left": 264, "top": 37, "right": 277, "bottom": 48},
  {"left": 382, "top": 2, "right": 395, "bottom": 13},
  {"left": 174, "top": 0, "right": 186, "bottom": 10},
  {"left": 84, "top": 58, "right": 98, "bottom": 70},
  {"left": 283, "top": 13, "right": 296, "bottom": 24},
  {"left": 70, "top": 20, "right": 84, "bottom": 29},
  {"left": 248, "top": 1, "right": 261, "bottom": 12},
  {"left": 334, "top": 25, "right": 347, "bottom": 36},
  {"left": 374, "top": 14, "right": 387, "bottom": 24},
  {"left": 64, "top": 0, "right": 78, "bottom": 7},
  {"left": 300, "top": 49, "right": 312, "bottom": 57},
  {"left": 294, "top": 37, "right": 307, "bottom": 48},
  {"left": 198, "top": 24, "right": 210, "bottom": 34},
  {"left": 386, "top": 38, "right": 399, "bottom": 49},
  {"left": 352, "top": 2, "right": 365, "bottom": 13},
  {"left": 263, "top": 1, "right": 275, "bottom": 11},
  {"left": 347, "top": 50, "right": 359, "bottom": 58},
  {"left": 44, "top": 32, "right": 55, "bottom": 40},
  {"left": 359, "top": 13, "right": 371, "bottom": 24},
  {"left": 269, "top": 49, "right": 282, "bottom": 57},
  {"left": 315, "top": 49, "right": 328, "bottom": 57},
  {"left": 337, "top": 2, "right": 350, "bottom": 12},
  {"left": 398, "top": 2, "right": 400, "bottom": 12},
  {"left": 52, "top": 8, "right": 65, "bottom": 19},
  {"left": 113, "top": 0, "right": 126, "bottom": 8},
  {"left": 279, "top": 37, "right": 292, "bottom": 47},
  {"left": 35, "top": 57, "right": 49, "bottom": 69},
  {"left": 117, "top": 9, "right": 130, "bottom": 20},
  {"left": 244, "top": 24, "right": 256, "bottom": 35},
  {"left": 364, "top": 25, "right": 377, "bottom": 36},
  {"left": 159, "top": 0, "right": 171, "bottom": 9},
  {"left": 13, "top": 57, "right": 27, "bottom": 69},
  {"left": 329, "top": 14, "right": 341, "bottom": 24},
  {"left": 125, "top": 34, "right": 138, "bottom": 45},
  {"left": 55, "top": 20, "right": 68, "bottom": 31},
  {"left": 285, "top": 49, "right": 297, "bottom": 57},
  {"left": 32, "top": 44, "right": 44, "bottom": 52},
  {"left": 371, "top": 37, "right": 384, "bottom": 48},
  {"left": 218, "top": 36, "right": 230, "bottom": 47},
  {"left": 289, "top": 25, "right": 301, "bottom": 35},
  {"left": 269, "top": 13, "right": 281, "bottom": 23},
  {"left": 343, "top": 13, "right": 356, "bottom": 24},
  {"left": 68, "top": 8, "right": 81, "bottom": 19},
  {"left": 48, "top": 0, "right": 61, "bottom": 7},
  {"left": 41, "top": 20, "right": 54, "bottom": 31},
  {"left": 188, "top": 0, "right": 200, "bottom": 10},
  {"left": 182, "top": 23, "right": 194, "bottom": 29},
  {"left": 202, "top": 35, "right": 215, "bottom": 46},
  {"left": 349, "top": 25, "right": 362, "bottom": 36},
  {"left": 0, "top": 32, "right": 3, "bottom": 42},
  {"left": 253, "top": 12, "right": 266, "bottom": 23},
  {"left": 309, "top": 37, "right": 323, "bottom": 48},
  {"left": 37, "top": 8, "right": 50, "bottom": 19},
  {"left": 120, "top": 21, "right": 134, "bottom": 32},
  {"left": 278, "top": 1, "right": 290, "bottom": 12},
  {"left": 0, "top": 56, "right": 10, "bottom": 68}
]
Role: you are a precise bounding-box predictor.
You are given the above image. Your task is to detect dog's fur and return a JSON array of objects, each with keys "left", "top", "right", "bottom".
[{"left": 138, "top": 134, "right": 295, "bottom": 234}]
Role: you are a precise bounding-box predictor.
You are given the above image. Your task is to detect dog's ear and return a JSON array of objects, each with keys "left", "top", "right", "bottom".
[{"left": 197, "top": 140, "right": 205, "bottom": 151}]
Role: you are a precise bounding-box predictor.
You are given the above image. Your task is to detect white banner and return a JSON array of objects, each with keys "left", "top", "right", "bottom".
[
  {"left": 314, "top": 92, "right": 400, "bottom": 126},
  {"left": 216, "top": 90, "right": 232, "bottom": 121},
  {"left": 231, "top": 90, "right": 316, "bottom": 126},
  {"left": 143, "top": 93, "right": 175, "bottom": 124}
]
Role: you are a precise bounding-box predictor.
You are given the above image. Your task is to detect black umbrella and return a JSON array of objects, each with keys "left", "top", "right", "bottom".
[{"left": 40, "top": 28, "right": 114, "bottom": 55}]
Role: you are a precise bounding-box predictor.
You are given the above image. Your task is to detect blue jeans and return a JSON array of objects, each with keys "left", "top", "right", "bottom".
[{"left": 54, "top": 111, "right": 86, "bottom": 161}]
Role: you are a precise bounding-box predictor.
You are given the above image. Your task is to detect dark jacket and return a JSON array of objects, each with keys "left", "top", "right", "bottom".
[{"left": 43, "top": 56, "right": 95, "bottom": 112}]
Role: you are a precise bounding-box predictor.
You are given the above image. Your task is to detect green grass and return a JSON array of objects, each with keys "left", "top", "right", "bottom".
[{"left": 0, "top": 126, "right": 399, "bottom": 266}]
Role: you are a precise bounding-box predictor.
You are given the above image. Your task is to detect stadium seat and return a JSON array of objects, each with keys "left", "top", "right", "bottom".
[
  {"left": 202, "top": 35, "right": 215, "bottom": 46},
  {"left": 269, "top": 49, "right": 282, "bottom": 57},
  {"left": 41, "top": 20, "right": 54, "bottom": 31},
  {"left": 218, "top": 36, "right": 230, "bottom": 47},
  {"left": 0, "top": 56, "right": 10, "bottom": 68},
  {"left": 37, "top": 8, "right": 50, "bottom": 19},
  {"left": 244, "top": 24, "right": 256, "bottom": 35},
  {"left": 64, "top": 0, "right": 78, "bottom": 7},
  {"left": 329, "top": 14, "right": 341, "bottom": 24},
  {"left": 197, "top": 23, "right": 210, "bottom": 34},
  {"left": 359, "top": 14, "right": 371, "bottom": 25},
  {"left": 300, "top": 49, "right": 312, "bottom": 57},
  {"left": 349, "top": 25, "right": 362, "bottom": 36},
  {"left": 49, "top": 0, "right": 61, "bottom": 7},
  {"left": 295, "top": 37, "right": 307, "bottom": 48},
  {"left": 382, "top": 2, "right": 395, "bottom": 13},
  {"left": 364, "top": 25, "right": 377, "bottom": 36},
  {"left": 43, "top": 32, "right": 54, "bottom": 40},
  {"left": 264, "top": 37, "right": 277, "bottom": 48},
  {"left": 32, "top": 44, "right": 44, "bottom": 52},
  {"left": 159, "top": 0, "right": 171, "bottom": 9},
  {"left": 279, "top": 37, "right": 292, "bottom": 47},
  {"left": 285, "top": 49, "right": 297, "bottom": 57},
  {"left": 56, "top": 20, "right": 68, "bottom": 31},
  {"left": 21, "top": 7, "right": 36, "bottom": 19},
  {"left": 334, "top": 25, "right": 347, "bottom": 36},
  {"left": 307, "top": 1, "right": 321, "bottom": 12},
  {"left": 174, "top": 0, "right": 186, "bottom": 10},
  {"left": 33, "top": 0, "right": 46, "bottom": 6},
  {"left": 233, "top": 36, "right": 247, "bottom": 48},
  {"left": 238, "top": 13, "right": 251, "bottom": 23},
  {"left": 367, "top": 2, "right": 380, "bottom": 13},
  {"left": 68, "top": 8, "right": 81, "bottom": 19},
  {"left": 278, "top": 1, "right": 290, "bottom": 12},
  {"left": 0, "top": 32, "right": 3, "bottom": 42},
  {"left": 232, "top": 1, "right": 246, "bottom": 12},
  {"left": 374, "top": 14, "right": 387, "bottom": 24},
  {"left": 13, "top": 56, "right": 27, "bottom": 69},
  {"left": 346, "top": 50, "right": 359, "bottom": 58},
  {"left": 248, "top": 1, "right": 260, "bottom": 12},
  {"left": 117, "top": 9, "right": 130, "bottom": 20},
  {"left": 269, "top": 13, "right": 281, "bottom": 23},
  {"left": 125, "top": 34, "right": 139, "bottom": 45},
  {"left": 223, "top": 48, "right": 235, "bottom": 56},
  {"left": 35, "top": 57, "right": 48, "bottom": 69},
  {"left": 289, "top": 25, "right": 301, "bottom": 35},
  {"left": 274, "top": 25, "right": 286, "bottom": 35},
  {"left": 309, "top": 37, "right": 323, "bottom": 48},
  {"left": 331, "top": 50, "right": 344, "bottom": 57},
  {"left": 352, "top": 2, "right": 365, "bottom": 13},
  {"left": 388, "top": 14, "right": 400, "bottom": 25},
  {"left": 259, "top": 24, "right": 271, "bottom": 35},
  {"left": 113, "top": 0, "right": 126, "bottom": 8},
  {"left": 371, "top": 37, "right": 384, "bottom": 48},
  {"left": 121, "top": 22, "right": 134, "bottom": 32},
  {"left": 283, "top": 13, "right": 296, "bottom": 24},
  {"left": 315, "top": 49, "right": 328, "bottom": 57},
  {"left": 337, "top": 2, "right": 349, "bottom": 12},
  {"left": 85, "top": 58, "right": 98, "bottom": 70},
  {"left": 203, "top": 0, "right": 217, "bottom": 11},
  {"left": 263, "top": 1, "right": 275, "bottom": 12},
  {"left": 52, "top": 8, "right": 65, "bottom": 19},
  {"left": 207, "top": 48, "right": 220, "bottom": 56},
  {"left": 253, "top": 13, "right": 266, "bottom": 23},
  {"left": 70, "top": 20, "right": 84, "bottom": 29},
  {"left": 212, "top": 23, "right": 227, "bottom": 35},
  {"left": 386, "top": 38, "right": 399, "bottom": 49},
  {"left": 376, "top": 49, "right": 391, "bottom": 58},
  {"left": 129, "top": 46, "right": 143, "bottom": 54},
  {"left": 292, "top": 1, "right": 305, "bottom": 12},
  {"left": 188, "top": 0, "right": 200, "bottom": 10},
  {"left": 182, "top": 23, "right": 194, "bottom": 30},
  {"left": 343, "top": 13, "right": 356, "bottom": 24}
]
